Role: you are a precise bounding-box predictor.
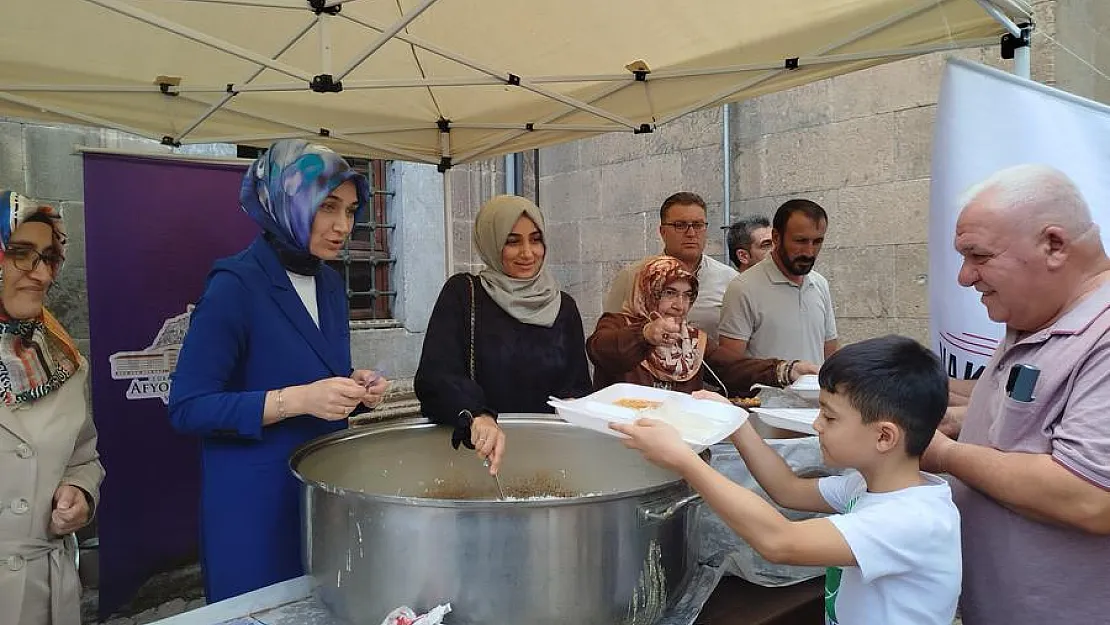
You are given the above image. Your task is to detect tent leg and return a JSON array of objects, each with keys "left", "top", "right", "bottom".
[
  {"left": 1014, "top": 39, "right": 1031, "bottom": 79},
  {"left": 442, "top": 172, "right": 454, "bottom": 281},
  {"left": 721, "top": 102, "right": 731, "bottom": 264}
]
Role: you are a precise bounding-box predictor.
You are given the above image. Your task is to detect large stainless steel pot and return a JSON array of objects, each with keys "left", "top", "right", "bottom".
[{"left": 290, "top": 414, "right": 704, "bottom": 625}]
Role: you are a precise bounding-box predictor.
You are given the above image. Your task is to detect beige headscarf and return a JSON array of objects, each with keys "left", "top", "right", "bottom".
[{"left": 473, "top": 195, "right": 562, "bottom": 327}]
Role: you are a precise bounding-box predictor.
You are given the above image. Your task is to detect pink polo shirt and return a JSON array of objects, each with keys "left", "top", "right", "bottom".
[{"left": 953, "top": 281, "right": 1110, "bottom": 625}]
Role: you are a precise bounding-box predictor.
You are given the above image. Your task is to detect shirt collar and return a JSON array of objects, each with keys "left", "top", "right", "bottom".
[
  {"left": 1011, "top": 280, "right": 1110, "bottom": 346},
  {"left": 763, "top": 257, "right": 808, "bottom": 288}
]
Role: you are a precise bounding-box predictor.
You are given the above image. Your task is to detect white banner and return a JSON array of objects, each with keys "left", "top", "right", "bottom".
[{"left": 929, "top": 58, "right": 1110, "bottom": 379}]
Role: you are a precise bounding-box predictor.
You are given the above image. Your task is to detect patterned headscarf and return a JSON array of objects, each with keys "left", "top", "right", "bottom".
[
  {"left": 622, "top": 255, "right": 707, "bottom": 383},
  {"left": 0, "top": 190, "right": 81, "bottom": 406},
  {"left": 240, "top": 139, "right": 370, "bottom": 275}
]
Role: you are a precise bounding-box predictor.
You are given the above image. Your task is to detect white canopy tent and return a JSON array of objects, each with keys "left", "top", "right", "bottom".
[{"left": 1, "top": 0, "right": 1031, "bottom": 168}]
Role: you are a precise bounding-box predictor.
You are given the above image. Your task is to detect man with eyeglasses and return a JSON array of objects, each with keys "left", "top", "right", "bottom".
[
  {"left": 603, "top": 192, "right": 737, "bottom": 342},
  {"left": 719, "top": 199, "right": 839, "bottom": 366},
  {"left": 726, "top": 216, "right": 774, "bottom": 273}
]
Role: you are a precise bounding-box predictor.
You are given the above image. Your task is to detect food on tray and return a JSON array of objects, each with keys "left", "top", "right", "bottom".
[
  {"left": 730, "top": 396, "right": 762, "bottom": 408},
  {"left": 613, "top": 398, "right": 663, "bottom": 410},
  {"left": 641, "top": 404, "right": 720, "bottom": 439}
]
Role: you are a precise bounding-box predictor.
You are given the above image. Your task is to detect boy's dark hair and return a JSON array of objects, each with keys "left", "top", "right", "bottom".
[
  {"left": 659, "top": 192, "right": 707, "bottom": 222},
  {"left": 772, "top": 198, "right": 827, "bottom": 234},
  {"left": 818, "top": 335, "right": 947, "bottom": 457},
  {"left": 726, "top": 216, "right": 771, "bottom": 268}
]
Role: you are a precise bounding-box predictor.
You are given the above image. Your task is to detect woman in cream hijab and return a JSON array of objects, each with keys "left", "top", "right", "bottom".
[{"left": 415, "top": 195, "right": 591, "bottom": 475}]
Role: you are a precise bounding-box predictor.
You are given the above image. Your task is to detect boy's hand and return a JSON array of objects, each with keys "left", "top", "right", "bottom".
[
  {"left": 610, "top": 418, "right": 699, "bottom": 472},
  {"left": 692, "top": 389, "right": 731, "bottom": 405}
]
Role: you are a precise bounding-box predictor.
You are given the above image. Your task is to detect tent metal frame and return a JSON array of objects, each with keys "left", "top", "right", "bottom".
[{"left": 0, "top": 0, "right": 1030, "bottom": 166}]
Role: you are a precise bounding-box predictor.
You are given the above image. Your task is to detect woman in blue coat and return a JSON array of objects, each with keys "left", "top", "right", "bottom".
[{"left": 168, "top": 140, "right": 391, "bottom": 602}]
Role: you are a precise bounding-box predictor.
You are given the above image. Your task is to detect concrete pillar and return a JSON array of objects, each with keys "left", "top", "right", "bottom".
[{"left": 390, "top": 161, "right": 446, "bottom": 334}]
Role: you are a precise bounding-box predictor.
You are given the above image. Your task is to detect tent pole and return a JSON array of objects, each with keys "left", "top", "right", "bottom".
[
  {"left": 319, "top": 12, "right": 332, "bottom": 75},
  {"left": 81, "top": 0, "right": 314, "bottom": 81},
  {"left": 189, "top": 131, "right": 315, "bottom": 144},
  {"left": 334, "top": 0, "right": 439, "bottom": 82},
  {"left": 328, "top": 77, "right": 503, "bottom": 89},
  {"left": 456, "top": 80, "right": 630, "bottom": 163},
  {"left": 442, "top": 172, "right": 454, "bottom": 281},
  {"left": 973, "top": 0, "right": 1031, "bottom": 79},
  {"left": 339, "top": 12, "right": 640, "bottom": 130},
  {"left": 0, "top": 91, "right": 157, "bottom": 140},
  {"left": 170, "top": 85, "right": 438, "bottom": 162},
  {"left": 975, "top": 0, "right": 1023, "bottom": 38},
  {"left": 1015, "top": 42, "right": 1031, "bottom": 79},
  {"left": 178, "top": 17, "right": 317, "bottom": 142},
  {"left": 335, "top": 124, "right": 437, "bottom": 134},
  {"left": 721, "top": 103, "right": 731, "bottom": 264},
  {"left": 504, "top": 154, "right": 516, "bottom": 195},
  {"left": 164, "top": 0, "right": 305, "bottom": 9},
  {"left": 454, "top": 123, "right": 630, "bottom": 133}
]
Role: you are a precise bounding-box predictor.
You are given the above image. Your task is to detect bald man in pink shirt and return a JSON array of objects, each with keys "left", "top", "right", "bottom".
[{"left": 924, "top": 164, "right": 1110, "bottom": 625}]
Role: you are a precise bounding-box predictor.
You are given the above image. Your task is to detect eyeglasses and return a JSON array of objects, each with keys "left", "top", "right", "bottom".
[
  {"left": 658, "top": 287, "right": 696, "bottom": 302},
  {"left": 4, "top": 245, "right": 64, "bottom": 275},
  {"left": 663, "top": 221, "right": 708, "bottom": 233}
]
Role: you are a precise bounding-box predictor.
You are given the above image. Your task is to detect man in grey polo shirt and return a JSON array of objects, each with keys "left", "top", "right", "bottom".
[
  {"left": 603, "top": 192, "right": 737, "bottom": 342},
  {"left": 923, "top": 164, "right": 1110, "bottom": 625},
  {"left": 718, "top": 199, "right": 839, "bottom": 364}
]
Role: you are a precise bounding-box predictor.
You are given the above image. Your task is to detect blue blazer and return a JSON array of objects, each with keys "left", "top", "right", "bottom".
[{"left": 168, "top": 236, "right": 351, "bottom": 602}]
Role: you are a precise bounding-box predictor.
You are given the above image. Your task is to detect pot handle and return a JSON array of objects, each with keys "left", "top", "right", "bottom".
[{"left": 639, "top": 493, "right": 703, "bottom": 523}]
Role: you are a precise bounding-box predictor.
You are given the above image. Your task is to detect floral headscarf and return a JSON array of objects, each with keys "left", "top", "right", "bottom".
[
  {"left": 0, "top": 190, "right": 81, "bottom": 406},
  {"left": 240, "top": 139, "right": 370, "bottom": 275},
  {"left": 622, "top": 255, "right": 707, "bottom": 383}
]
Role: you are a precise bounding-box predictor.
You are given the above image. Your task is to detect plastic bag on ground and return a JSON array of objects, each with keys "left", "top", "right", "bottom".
[{"left": 379, "top": 603, "right": 452, "bottom": 625}]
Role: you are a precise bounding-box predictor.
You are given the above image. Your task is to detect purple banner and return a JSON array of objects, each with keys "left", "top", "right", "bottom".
[{"left": 83, "top": 153, "right": 256, "bottom": 618}]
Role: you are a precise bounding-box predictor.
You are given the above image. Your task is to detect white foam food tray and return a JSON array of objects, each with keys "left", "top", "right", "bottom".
[
  {"left": 548, "top": 383, "right": 748, "bottom": 452},
  {"left": 750, "top": 407, "right": 819, "bottom": 436},
  {"left": 787, "top": 374, "right": 820, "bottom": 401}
]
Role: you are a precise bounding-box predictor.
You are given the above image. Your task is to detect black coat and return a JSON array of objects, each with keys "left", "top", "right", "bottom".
[{"left": 414, "top": 273, "right": 592, "bottom": 429}]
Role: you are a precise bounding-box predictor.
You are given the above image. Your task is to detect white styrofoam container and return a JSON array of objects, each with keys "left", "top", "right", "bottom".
[
  {"left": 750, "top": 407, "right": 819, "bottom": 436},
  {"left": 548, "top": 383, "right": 748, "bottom": 452},
  {"left": 787, "top": 374, "right": 820, "bottom": 401}
]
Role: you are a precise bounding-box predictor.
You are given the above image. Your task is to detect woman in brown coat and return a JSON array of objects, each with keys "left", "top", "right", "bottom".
[
  {"left": 0, "top": 190, "right": 103, "bottom": 625},
  {"left": 588, "top": 255, "right": 816, "bottom": 396}
]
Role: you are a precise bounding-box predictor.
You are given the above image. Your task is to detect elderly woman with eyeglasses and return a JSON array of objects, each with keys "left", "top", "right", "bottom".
[
  {"left": 588, "top": 255, "right": 816, "bottom": 396},
  {"left": 0, "top": 191, "right": 103, "bottom": 625}
]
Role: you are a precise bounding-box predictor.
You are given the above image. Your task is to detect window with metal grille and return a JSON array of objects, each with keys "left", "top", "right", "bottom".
[{"left": 236, "top": 147, "right": 396, "bottom": 321}]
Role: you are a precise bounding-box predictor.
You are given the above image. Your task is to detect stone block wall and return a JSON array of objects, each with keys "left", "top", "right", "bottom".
[{"left": 449, "top": 1, "right": 1101, "bottom": 350}]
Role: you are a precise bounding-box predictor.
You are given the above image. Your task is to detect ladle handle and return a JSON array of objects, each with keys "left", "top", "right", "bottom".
[{"left": 639, "top": 493, "right": 703, "bottom": 523}]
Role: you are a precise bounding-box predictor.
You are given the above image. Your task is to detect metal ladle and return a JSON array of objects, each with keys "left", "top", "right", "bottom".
[{"left": 483, "top": 459, "right": 507, "bottom": 500}]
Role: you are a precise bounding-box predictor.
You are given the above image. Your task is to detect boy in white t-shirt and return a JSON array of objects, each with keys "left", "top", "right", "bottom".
[{"left": 613, "top": 335, "right": 961, "bottom": 625}]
